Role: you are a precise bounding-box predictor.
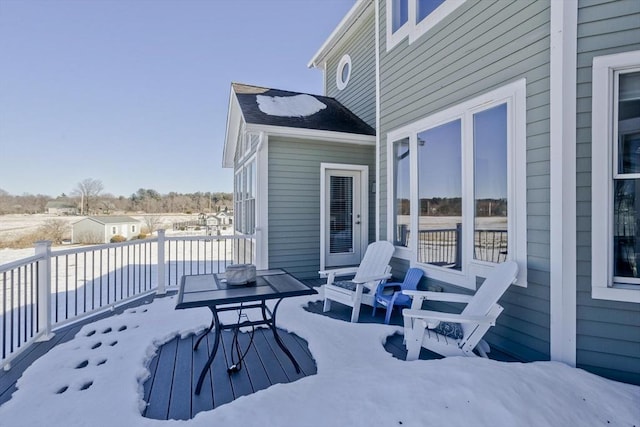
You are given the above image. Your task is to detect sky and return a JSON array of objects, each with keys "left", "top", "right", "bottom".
[
  {"left": 0, "top": 0, "right": 356, "bottom": 198},
  {"left": 0, "top": 291, "right": 638, "bottom": 426}
]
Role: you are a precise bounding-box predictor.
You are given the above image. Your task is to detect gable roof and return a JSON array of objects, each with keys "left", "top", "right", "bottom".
[
  {"left": 223, "top": 83, "right": 376, "bottom": 168},
  {"left": 231, "top": 83, "right": 375, "bottom": 135}
]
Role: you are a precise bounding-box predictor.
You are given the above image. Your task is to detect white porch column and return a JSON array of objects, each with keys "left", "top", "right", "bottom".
[
  {"left": 35, "top": 240, "right": 54, "bottom": 341},
  {"left": 156, "top": 229, "right": 166, "bottom": 295},
  {"left": 549, "top": 0, "right": 578, "bottom": 366}
]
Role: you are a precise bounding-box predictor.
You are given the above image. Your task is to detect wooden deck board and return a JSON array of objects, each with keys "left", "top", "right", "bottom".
[{"left": 1, "top": 282, "right": 521, "bottom": 422}]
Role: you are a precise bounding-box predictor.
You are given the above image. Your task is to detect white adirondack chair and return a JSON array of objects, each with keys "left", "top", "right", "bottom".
[
  {"left": 320, "top": 241, "right": 395, "bottom": 323},
  {"left": 402, "top": 260, "right": 518, "bottom": 361}
]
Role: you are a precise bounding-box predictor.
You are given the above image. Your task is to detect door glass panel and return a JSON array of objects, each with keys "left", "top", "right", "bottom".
[
  {"left": 474, "top": 103, "right": 508, "bottom": 263},
  {"left": 330, "top": 176, "right": 353, "bottom": 254},
  {"left": 417, "top": 119, "right": 462, "bottom": 270}
]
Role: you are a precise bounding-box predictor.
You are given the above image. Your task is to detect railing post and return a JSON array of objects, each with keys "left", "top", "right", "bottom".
[
  {"left": 35, "top": 240, "right": 54, "bottom": 341},
  {"left": 455, "top": 223, "right": 462, "bottom": 270},
  {"left": 156, "top": 229, "right": 166, "bottom": 295}
]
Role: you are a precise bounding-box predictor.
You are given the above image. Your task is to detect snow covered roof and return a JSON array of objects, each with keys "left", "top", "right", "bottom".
[
  {"left": 223, "top": 83, "right": 376, "bottom": 168},
  {"left": 231, "top": 83, "right": 375, "bottom": 135},
  {"left": 79, "top": 216, "right": 140, "bottom": 225}
]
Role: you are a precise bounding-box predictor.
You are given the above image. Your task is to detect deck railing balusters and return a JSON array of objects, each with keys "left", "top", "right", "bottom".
[{"left": 0, "top": 232, "right": 253, "bottom": 369}]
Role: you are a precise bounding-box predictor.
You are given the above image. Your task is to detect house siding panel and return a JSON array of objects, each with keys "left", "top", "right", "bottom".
[
  {"left": 267, "top": 137, "right": 375, "bottom": 279},
  {"left": 378, "top": 0, "right": 552, "bottom": 362},
  {"left": 575, "top": 0, "right": 640, "bottom": 385},
  {"left": 325, "top": 7, "right": 376, "bottom": 129}
]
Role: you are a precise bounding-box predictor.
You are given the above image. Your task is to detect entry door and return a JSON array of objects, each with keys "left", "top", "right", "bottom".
[{"left": 324, "top": 169, "right": 363, "bottom": 267}]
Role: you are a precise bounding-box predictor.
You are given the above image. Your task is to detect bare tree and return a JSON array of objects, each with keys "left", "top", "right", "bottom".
[
  {"left": 72, "top": 178, "right": 104, "bottom": 215},
  {"left": 38, "top": 219, "right": 69, "bottom": 244},
  {"left": 143, "top": 215, "right": 164, "bottom": 235}
]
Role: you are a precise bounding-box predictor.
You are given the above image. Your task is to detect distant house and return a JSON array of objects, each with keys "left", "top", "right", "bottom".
[
  {"left": 45, "top": 200, "right": 78, "bottom": 216},
  {"left": 71, "top": 216, "right": 142, "bottom": 244}
]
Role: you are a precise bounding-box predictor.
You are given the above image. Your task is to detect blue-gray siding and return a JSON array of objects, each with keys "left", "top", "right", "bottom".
[
  {"left": 325, "top": 6, "right": 377, "bottom": 129},
  {"left": 575, "top": 0, "right": 640, "bottom": 385},
  {"left": 377, "top": 0, "right": 552, "bottom": 362},
  {"left": 268, "top": 137, "right": 375, "bottom": 279}
]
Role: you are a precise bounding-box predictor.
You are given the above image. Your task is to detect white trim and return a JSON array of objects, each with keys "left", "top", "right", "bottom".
[
  {"left": 320, "top": 163, "right": 370, "bottom": 271},
  {"left": 386, "top": 80, "right": 527, "bottom": 290},
  {"left": 549, "top": 0, "right": 577, "bottom": 366},
  {"left": 375, "top": 0, "right": 381, "bottom": 241},
  {"left": 244, "top": 123, "right": 376, "bottom": 145},
  {"left": 222, "top": 89, "right": 244, "bottom": 168},
  {"left": 308, "top": 0, "right": 372, "bottom": 68},
  {"left": 336, "top": 54, "right": 352, "bottom": 90},
  {"left": 255, "top": 133, "right": 269, "bottom": 270},
  {"left": 592, "top": 49, "right": 640, "bottom": 304}
]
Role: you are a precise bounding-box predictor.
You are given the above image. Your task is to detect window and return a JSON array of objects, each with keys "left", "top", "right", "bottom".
[
  {"left": 417, "top": 0, "right": 446, "bottom": 22},
  {"left": 387, "top": 80, "right": 526, "bottom": 289},
  {"left": 234, "top": 158, "right": 256, "bottom": 235},
  {"left": 392, "top": 138, "right": 411, "bottom": 247},
  {"left": 111, "top": 226, "right": 117, "bottom": 235},
  {"left": 391, "top": 0, "right": 408, "bottom": 33},
  {"left": 131, "top": 225, "right": 136, "bottom": 233},
  {"left": 336, "top": 54, "right": 352, "bottom": 91},
  {"left": 592, "top": 50, "right": 640, "bottom": 303},
  {"left": 417, "top": 119, "right": 462, "bottom": 270},
  {"left": 386, "top": 0, "right": 466, "bottom": 51}
]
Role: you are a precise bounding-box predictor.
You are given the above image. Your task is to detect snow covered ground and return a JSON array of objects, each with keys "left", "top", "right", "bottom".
[{"left": 0, "top": 290, "right": 637, "bottom": 427}]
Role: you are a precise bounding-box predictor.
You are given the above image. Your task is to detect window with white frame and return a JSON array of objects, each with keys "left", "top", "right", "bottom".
[
  {"left": 392, "top": 137, "right": 411, "bottom": 247},
  {"left": 386, "top": 0, "right": 465, "bottom": 51},
  {"left": 387, "top": 80, "right": 526, "bottom": 289},
  {"left": 336, "top": 54, "right": 352, "bottom": 91},
  {"left": 592, "top": 50, "right": 640, "bottom": 303},
  {"left": 234, "top": 159, "right": 256, "bottom": 235}
]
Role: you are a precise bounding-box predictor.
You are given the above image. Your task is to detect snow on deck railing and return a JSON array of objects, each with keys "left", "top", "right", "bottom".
[{"left": 0, "top": 230, "right": 255, "bottom": 370}]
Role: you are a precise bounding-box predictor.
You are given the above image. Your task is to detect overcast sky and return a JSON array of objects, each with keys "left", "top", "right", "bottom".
[{"left": 0, "top": 0, "right": 355, "bottom": 197}]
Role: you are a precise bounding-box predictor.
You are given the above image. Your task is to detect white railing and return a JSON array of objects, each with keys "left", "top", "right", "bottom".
[{"left": 0, "top": 230, "right": 254, "bottom": 370}]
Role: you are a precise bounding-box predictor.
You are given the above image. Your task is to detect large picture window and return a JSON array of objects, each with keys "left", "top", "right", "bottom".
[
  {"left": 387, "top": 80, "right": 526, "bottom": 289},
  {"left": 592, "top": 50, "right": 640, "bottom": 303}
]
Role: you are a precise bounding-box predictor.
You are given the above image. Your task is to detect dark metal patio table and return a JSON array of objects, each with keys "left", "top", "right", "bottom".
[{"left": 175, "top": 269, "right": 317, "bottom": 395}]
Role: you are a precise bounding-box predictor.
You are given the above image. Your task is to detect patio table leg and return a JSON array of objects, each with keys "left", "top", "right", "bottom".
[
  {"left": 193, "top": 318, "right": 215, "bottom": 351},
  {"left": 264, "top": 299, "right": 301, "bottom": 374},
  {"left": 195, "top": 308, "right": 221, "bottom": 395}
]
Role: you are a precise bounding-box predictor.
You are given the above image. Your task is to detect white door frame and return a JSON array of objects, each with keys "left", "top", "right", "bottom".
[{"left": 320, "top": 163, "right": 369, "bottom": 271}]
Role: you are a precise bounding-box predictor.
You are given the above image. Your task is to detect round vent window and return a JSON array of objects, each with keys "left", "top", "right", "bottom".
[{"left": 336, "top": 54, "right": 352, "bottom": 91}]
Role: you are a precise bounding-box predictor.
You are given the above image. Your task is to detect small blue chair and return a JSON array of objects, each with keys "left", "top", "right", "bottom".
[{"left": 372, "top": 268, "right": 424, "bottom": 324}]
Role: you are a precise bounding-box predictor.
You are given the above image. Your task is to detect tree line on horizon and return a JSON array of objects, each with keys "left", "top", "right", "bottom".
[{"left": 0, "top": 179, "right": 233, "bottom": 215}]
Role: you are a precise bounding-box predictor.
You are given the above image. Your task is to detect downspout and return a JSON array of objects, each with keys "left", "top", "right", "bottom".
[{"left": 375, "top": 0, "right": 381, "bottom": 241}]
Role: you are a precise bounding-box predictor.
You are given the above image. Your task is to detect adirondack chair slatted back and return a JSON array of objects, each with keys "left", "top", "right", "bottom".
[
  {"left": 459, "top": 261, "right": 518, "bottom": 341},
  {"left": 352, "top": 241, "right": 395, "bottom": 284},
  {"left": 401, "top": 268, "right": 424, "bottom": 292}
]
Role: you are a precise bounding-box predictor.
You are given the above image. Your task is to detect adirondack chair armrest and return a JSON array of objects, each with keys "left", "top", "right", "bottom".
[
  {"left": 350, "top": 272, "right": 392, "bottom": 284},
  {"left": 402, "top": 309, "right": 499, "bottom": 327},
  {"left": 319, "top": 267, "right": 359, "bottom": 279},
  {"left": 402, "top": 290, "right": 474, "bottom": 304}
]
